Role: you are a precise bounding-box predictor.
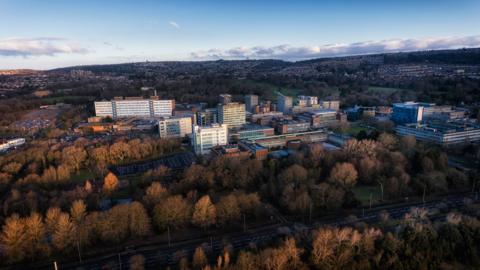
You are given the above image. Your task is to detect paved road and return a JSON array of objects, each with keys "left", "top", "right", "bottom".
[{"left": 19, "top": 192, "right": 475, "bottom": 270}]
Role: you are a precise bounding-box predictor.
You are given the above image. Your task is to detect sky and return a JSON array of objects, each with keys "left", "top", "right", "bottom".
[{"left": 1, "top": 0, "right": 480, "bottom": 69}]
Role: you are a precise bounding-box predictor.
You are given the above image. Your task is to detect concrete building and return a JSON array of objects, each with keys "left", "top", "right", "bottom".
[
  {"left": 275, "top": 120, "right": 311, "bottom": 134},
  {"left": 395, "top": 120, "right": 480, "bottom": 145},
  {"left": 297, "top": 109, "right": 338, "bottom": 128},
  {"left": 192, "top": 124, "right": 228, "bottom": 155},
  {"left": 245, "top": 94, "right": 259, "bottom": 112},
  {"left": 319, "top": 100, "right": 340, "bottom": 111},
  {"left": 196, "top": 108, "right": 218, "bottom": 126},
  {"left": 217, "top": 102, "right": 246, "bottom": 129},
  {"left": 391, "top": 102, "right": 435, "bottom": 124},
  {"left": 277, "top": 93, "right": 293, "bottom": 114},
  {"left": 158, "top": 116, "right": 193, "bottom": 138},
  {"left": 298, "top": 95, "right": 318, "bottom": 106},
  {"left": 219, "top": 94, "right": 232, "bottom": 104},
  {"left": 94, "top": 97, "right": 174, "bottom": 118},
  {"left": 229, "top": 124, "right": 275, "bottom": 141}
]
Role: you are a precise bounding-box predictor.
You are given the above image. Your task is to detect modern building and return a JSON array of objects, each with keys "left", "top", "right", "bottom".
[
  {"left": 249, "top": 111, "right": 284, "bottom": 125},
  {"left": 196, "top": 108, "right": 218, "bottom": 126},
  {"left": 297, "top": 109, "right": 339, "bottom": 128},
  {"left": 395, "top": 120, "right": 480, "bottom": 146},
  {"left": 245, "top": 130, "right": 328, "bottom": 149},
  {"left": 94, "top": 97, "right": 174, "bottom": 118},
  {"left": 319, "top": 100, "right": 340, "bottom": 111},
  {"left": 245, "top": 95, "right": 259, "bottom": 112},
  {"left": 219, "top": 94, "right": 232, "bottom": 104},
  {"left": 217, "top": 102, "right": 246, "bottom": 129},
  {"left": 158, "top": 116, "right": 193, "bottom": 139},
  {"left": 391, "top": 102, "right": 435, "bottom": 124},
  {"left": 229, "top": 124, "right": 275, "bottom": 141},
  {"left": 277, "top": 93, "right": 293, "bottom": 114},
  {"left": 275, "top": 120, "right": 311, "bottom": 134},
  {"left": 298, "top": 95, "right": 318, "bottom": 106},
  {"left": 192, "top": 124, "right": 228, "bottom": 155}
]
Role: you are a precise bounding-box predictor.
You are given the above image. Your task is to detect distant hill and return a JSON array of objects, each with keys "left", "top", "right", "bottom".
[
  {"left": 47, "top": 47, "right": 480, "bottom": 75},
  {"left": 0, "top": 69, "right": 42, "bottom": 75}
]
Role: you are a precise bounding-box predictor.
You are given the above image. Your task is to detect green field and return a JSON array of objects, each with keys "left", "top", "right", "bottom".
[
  {"left": 345, "top": 126, "right": 369, "bottom": 136},
  {"left": 352, "top": 185, "right": 383, "bottom": 206}
]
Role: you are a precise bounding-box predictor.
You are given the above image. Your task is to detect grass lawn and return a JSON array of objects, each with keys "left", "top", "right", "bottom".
[
  {"left": 70, "top": 169, "right": 95, "bottom": 184},
  {"left": 345, "top": 126, "right": 369, "bottom": 136},
  {"left": 352, "top": 185, "right": 383, "bottom": 206}
]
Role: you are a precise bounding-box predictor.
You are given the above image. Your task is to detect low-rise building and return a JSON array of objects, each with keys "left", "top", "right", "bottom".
[
  {"left": 275, "top": 120, "right": 311, "bottom": 134},
  {"left": 229, "top": 124, "right": 275, "bottom": 141},
  {"left": 297, "top": 109, "right": 338, "bottom": 128},
  {"left": 395, "top": 120, "right": 480, "bottom": 145}
]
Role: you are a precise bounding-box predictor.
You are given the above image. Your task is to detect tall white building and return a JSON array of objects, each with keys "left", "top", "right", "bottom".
[
  {"left": 94, "top": 97, "right": 174, "bottom": 118},
  {"left": 217, "top": 102, "right": 246, "bottom": 129},
  {"left": 192, "top": 124, "right": 228, "bottom": 155},
  {"left": 158, "top": 116, "right": 193, "bottom": 138}
]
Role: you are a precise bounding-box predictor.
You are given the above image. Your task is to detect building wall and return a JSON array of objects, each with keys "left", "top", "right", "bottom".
[
  {"left": 217, "top": 103, "right": 246, "bottom": 128},
  {"left": 245, "top": 95, "right": 259, "bottom": 112},
  {"left": 192, "top": 124, "right": 228, "bottom": 154},
  {"left": 158, "top": 117, "right": 193, "bottom": 138},
  {"left": 94, "top": 99, "right": 174, "bottom": 118}
]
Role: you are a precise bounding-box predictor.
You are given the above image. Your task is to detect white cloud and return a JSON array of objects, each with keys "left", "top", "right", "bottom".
[
  {"left": 0, "top": 37, "right": 89, "bottom": 57},
  {"left": 168, "top": 21, "right": 180, "bottom": 29},
  {"left": 190, "top": 35, "right": 480, "bottom": 60}
]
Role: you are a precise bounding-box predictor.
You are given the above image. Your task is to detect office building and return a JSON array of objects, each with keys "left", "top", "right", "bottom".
[
  {"left": 298, "top": 95, "right": 318, "bottom": 106},
  {"left": 229, "top": 124, "right": 275, "bottom": 141},
  {"left": 277, "top": 93, "right": 293, "bottom": 114},
  {"left": 297, "top": 109, "right": 339, "bottom": 128},
  {"left": 319, "top": 100, "right": 340, "bottom": 111},
  {"left": 391, "top": 102, "right": 435, "bottom": 124},
  {"left": 275, "top": 120, "right": 310, "bottom": 134},
  {"left": 196, "top": 108, "right": 218, "bottom": 126},
  {"left": 245, "top": 95, "right": 259, "bottom": 112},
  {"left": 94, "top": 97, "right": 174, "bottom": 118},
  {"left": 217, "top": 102, "right": 246, "bottom": 128},
  {"left": 219, "top": 94, "right": 232, "bottom": 104},
  {"left": 192, "top": 124, "right": 228, "bottom": 155},
  {"left": 395, "top": 120, "right": 480, "bottom": 146},
  {"left": 158, "top": 116, "right": 193, "bottom": 138}
]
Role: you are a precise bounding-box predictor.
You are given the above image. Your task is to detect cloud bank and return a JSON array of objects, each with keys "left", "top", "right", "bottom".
[
  {"left": 0, "top": 37, "right": 89, "bottom": 57},
  {"left": 191, "top": 35, "right": 480, "bottom": 61}
]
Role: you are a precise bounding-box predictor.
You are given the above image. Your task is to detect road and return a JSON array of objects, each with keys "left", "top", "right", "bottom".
[{"left": 10, "top": 192, "right": 478, "bottom": 270}]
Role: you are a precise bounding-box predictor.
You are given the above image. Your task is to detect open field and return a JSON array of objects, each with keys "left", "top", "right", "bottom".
[{"left": 352, "top": 185, "right": 383, "bottom": 205}]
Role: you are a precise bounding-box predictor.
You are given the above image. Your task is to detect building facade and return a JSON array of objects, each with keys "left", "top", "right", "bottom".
[
  {"left": 297, "top": 109, "right": 339, "bottom": 128},
  {"left": 94, "top": 97, "right": 174, "bottom": 118},
  {"left": 192, "top": 124, "right": 228, "bottom": 155},
  {"left": 196, "top": 108, "right": 218, "bottom": 126},
  {"left": 158, "top": 116, "right": 193, "bottom": 138},
  {"left": 245, "top": 94, "right": 259, "bottom": 112},
  {"left": 277, "top": 93, "right": 293, "bottom": 114},
  {"left": 391, "top": 102, "right": 434, "bottom": 124},
  {"left": 395, "top": 121, "right": 480, "bottom": 145},
  {"left": 217, "top": 102, "right": 246, "bottom": 128}
]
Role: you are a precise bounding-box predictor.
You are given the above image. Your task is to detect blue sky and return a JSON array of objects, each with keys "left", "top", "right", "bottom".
[{"left": 1, "top": 0, "right": 479, "bottom": 69}]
